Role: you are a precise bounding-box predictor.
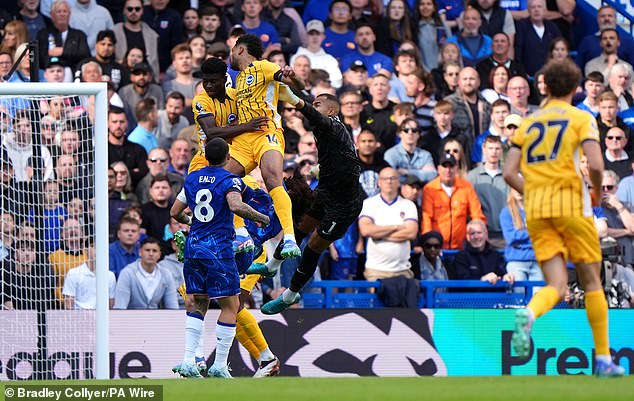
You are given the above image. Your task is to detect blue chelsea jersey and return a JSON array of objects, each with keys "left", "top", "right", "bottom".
[{"left": 179, "top": 166, "right": 243, "bottom": 260}]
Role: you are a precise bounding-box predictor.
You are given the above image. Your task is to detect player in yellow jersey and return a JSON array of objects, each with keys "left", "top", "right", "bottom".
[
  {"left": 504, "top": 59, "right": 624, "bottom": 377},
  {"left": 228, "top": 33, "right": 305, "bottom": 259}
]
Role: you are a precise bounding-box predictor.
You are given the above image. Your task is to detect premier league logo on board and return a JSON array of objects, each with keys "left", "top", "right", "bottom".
[
  {"left": 228, "top": 114, "right": 237, "bottom": 124},
  {"left": 246, "top": 75, "right": 254, "bottom": 85},
  {"left": 226, "top": 310, "right": 447, "bottom": 377}
]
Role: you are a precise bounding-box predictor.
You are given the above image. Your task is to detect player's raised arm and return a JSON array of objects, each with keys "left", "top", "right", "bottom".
[
  {"left": 275, "top": 65, "right": 305, "bottom": 91},
  {"left": 226, "top": 191, "right": 270, "bottom": 227}
]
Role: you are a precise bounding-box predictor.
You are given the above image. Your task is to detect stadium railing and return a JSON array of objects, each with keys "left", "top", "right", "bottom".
[{"left": 302, "top": 280, "right": 559, "bottom": 309}]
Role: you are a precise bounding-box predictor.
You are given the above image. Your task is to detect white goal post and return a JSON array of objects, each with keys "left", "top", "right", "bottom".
[{"left": 0, "top": 82, "right": 109, "bottom": 380}]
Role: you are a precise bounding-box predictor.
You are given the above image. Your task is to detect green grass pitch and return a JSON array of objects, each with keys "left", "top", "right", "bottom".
[{"left": 6, "top": 376, "right": 633, "bottom": 401}]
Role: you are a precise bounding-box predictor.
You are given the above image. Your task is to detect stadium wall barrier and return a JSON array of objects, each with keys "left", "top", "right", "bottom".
[{"left": 0, "top": 309, "right": 632, "bottom": 379}]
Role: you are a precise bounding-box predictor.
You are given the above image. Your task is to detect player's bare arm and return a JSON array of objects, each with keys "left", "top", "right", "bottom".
[
  {"left": 199, "top": 114, "right": 269, "bottom": 141},
  {"left": 170, "top": 199, "right": 192, "bottom": 225},
  {"left": 226, "top": 191, "right": 271, "bottom": 227},
  {"left": 503, "top": 146, "right": 524, "bottom": 194},
  {"left": 582, "top": 139, "right": 604, "bottom": 207}
]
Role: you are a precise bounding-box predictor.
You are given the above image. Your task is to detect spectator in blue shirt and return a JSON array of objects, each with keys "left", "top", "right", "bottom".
[
  {"left": 323, "top": 0, "right": 357, "bottom": 61},
  {"left": 340, "top": 23, "right": 393, "bottom": 76},
  {"left": 241, "top": 0, "right": 281, "bottom": 58},
  {"left": 127, "top": 97, "right": 158, "bottom": 154},
  {"left": 576, "top": 71, "right": 604, "bottom": 118},
  {"left": 29, "top": 180, "right": 67, "bottom": 253},
  {"left": 445, "top": 8, "right": 492, "bottom": 67},
  {"left": 109, "top": 216, "right": 141, "bottom": 278}
]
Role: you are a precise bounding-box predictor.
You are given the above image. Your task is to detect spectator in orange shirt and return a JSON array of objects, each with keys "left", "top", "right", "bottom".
[{"left": 422, "top": 153, "right": 486, "bottom": 249}]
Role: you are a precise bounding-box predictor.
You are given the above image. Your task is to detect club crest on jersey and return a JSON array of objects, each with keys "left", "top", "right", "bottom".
[
  {"left": 246, "top": 74, "right": 255, "bottom": 85},
  {"left": 228, "top": 114, "right": 237, "bottom": 124}
]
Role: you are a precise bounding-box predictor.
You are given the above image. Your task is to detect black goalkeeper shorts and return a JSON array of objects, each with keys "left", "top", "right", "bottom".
[{"left": 306, "top": 186, "right": 364, "bottom": 242}]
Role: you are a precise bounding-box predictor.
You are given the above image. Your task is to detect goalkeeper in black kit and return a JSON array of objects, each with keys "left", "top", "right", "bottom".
[{"left": 254, "top": 82, "right": 364, "bottom": 314}]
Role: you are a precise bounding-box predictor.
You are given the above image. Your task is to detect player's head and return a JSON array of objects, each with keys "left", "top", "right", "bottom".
[
  {"left": 313, "top": 93, "right": 340, "bottom": 117},
  {"left": 230, "top": 34, "right": 263, "bottom": 70},
  {"left": 542, "top": 59, "right": 582, "bottom": 98},
  {"left": 284, "top": 175, "right": 316, "bottom": 224},
  {"left": 200, "top": 57, "right": 228, "bottom": 98},
  {"left": 205, "top": 137, "right": 230, "bottom": 166}
]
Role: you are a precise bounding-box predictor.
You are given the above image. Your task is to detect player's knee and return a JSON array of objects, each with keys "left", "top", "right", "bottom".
[{"left": 263, "top": 174, "right": 283, "bottom": 191}]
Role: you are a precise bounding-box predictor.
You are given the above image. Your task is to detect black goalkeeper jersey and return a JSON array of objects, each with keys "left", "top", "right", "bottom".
[{"left": 299, "top": 104, "right": 361, "bottom": 194}]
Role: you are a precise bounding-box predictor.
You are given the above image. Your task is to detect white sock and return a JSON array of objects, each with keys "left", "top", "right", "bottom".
[
  {"left": 282, "top": 288, "right": 298, "bottom": 303},
  {"left": 258, "top": 347, "right": 275, "bottom": 363},
  {"left": 283, "top": 234, "right": 295, "bottom": 243},
  {"left": 195, "top": 332, "right": 205, "bottom": 359},
  {"left": 596, "top": 354, "right": 612, "bottom": 364},
  {"left": 235, "top": 226, "right": 249, "bottom": 237},
  {"left": 212, "top": 322, "right": 236, "bottom": 369},
  {"left": 184, "top": 314, "right": 204, "bottom": 364}
]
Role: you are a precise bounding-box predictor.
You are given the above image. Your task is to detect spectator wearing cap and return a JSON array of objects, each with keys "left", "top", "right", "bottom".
[
  {"left": 199, "top": 6, "right": 226, "bottom": 47},
  {"left": 340, "top": 23, "right": 394, "bottom": 77},
  {"left": 422, "top": 153, "right": 486, "bottom": 250},
  {"left": 322, "top": 0, "right": 356, "bottom": 62},
  {"left": 118, "top": 61, "right": 164, "bottom": 127},
  {"left": 467, "top": 135, "right": 508, "bottom": 241},
  {"left": 291, "top": 20, "right": 343, "bottom": 88},
  {"left": 90, "top": 30, "right": 128, "bottom": 90},
  {"left": 358, "top": 167, "right": 419, "bottom": 281},
  {"left": 70, "top": 0, "right": 114, "bottom": 55},
  {"left": 503, "top": 113, "right": 522, "bottom": 144},
  {"left": 241, "top": 0, "right": 282, "bottom": 59},
  {"left": 445, "top": 8, "right": 492, "bottom": 67},
  {"left": 44, "top": 56, "right": 66, "bottom": 82},
  {"left": 36, "top": 0, "right": 90, "bottom": 71},
  {"left": 112, "top": 0, "right": 160, "bottom": 78},
  {"left": 339, "top": 60, "right": 370, "bottom": 102},
  {"left": 264, "top": 0, "right": 301, "bottom": 57},
  {"left": 384, "top": 118, "right": 437, "bottom": 185},
  {"left": 419, "top": 231, "right": 449, "bottom": 281},
  {"left": 142, "top": 0, "right": 185, "bottom": 73}
]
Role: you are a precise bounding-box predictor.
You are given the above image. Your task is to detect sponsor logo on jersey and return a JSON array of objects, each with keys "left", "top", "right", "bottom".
[{"left": 246, "top": 75, "right": 255, "bottom": 85}]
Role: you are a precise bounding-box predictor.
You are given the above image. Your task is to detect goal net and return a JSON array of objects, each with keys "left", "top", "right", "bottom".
[{"left": 0, "top": 83, "right": 109, "bottom": 380}]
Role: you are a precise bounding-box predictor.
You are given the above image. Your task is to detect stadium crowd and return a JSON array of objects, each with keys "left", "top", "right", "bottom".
[{"left": 1, "top": 0, "right": 634, "bottom": 310}]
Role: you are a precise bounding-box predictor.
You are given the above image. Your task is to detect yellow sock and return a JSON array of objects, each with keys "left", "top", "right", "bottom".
[
  {"left": 235, "top": 308, "right": 261, "bottom": 360},
  {"left": 269, "top": 186, "right": 294, "bottom": 236},
  {"left": 234, "top": 214, "right": 245, "bottom": 230},
  {"left": 236, "top": 308, "right": 269, "bottom": 356},
  {"left": 527, "top": 285, "right": 560, "bottom": 319},
  {"left": 585, "top": 289, "right": 610, "bottom": 356}
]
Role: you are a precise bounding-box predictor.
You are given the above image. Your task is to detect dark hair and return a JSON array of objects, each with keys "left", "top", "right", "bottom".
[
  {"left": 398, "top": 117, "right": 420, "bottom": 132},
  {"left": 140, "top": 236, "right": 162, "bottom": 248},
  {"left": 166, "top": 91, "right": 185, "bottom": 104},
  {"left": 235, "top": 34, "right": 264, "bottom": 60},
  {"left": 355, "top": 22, "right": 376, "bottom": 35},
  {"left": 413, "top": 0, "right": 442, "bottom": 25},
  {"left": 150, "top": 174, "right": 170, "bottom": 187},
  {"left": 491, "top": 98, "right": 510, "bottom": 111},
  {"left": 135, "top": 98, "right": 156, "bottom": 122},
  {"left": 483, "top": 135, "right": 502, "bottom": 145},
  {"left": 600, "top": 28, "right": 619, "bottom": 40},
  {"left": 358, "top": 129, "right": 378, "bottom": 140},
  {"left": 548, "top": 37, "right": 570, "bottom": 59},
  {"left": 96, "top": 29, "right": 116, "bottom": 44},
  {"left": 542, "top": 59, "right": 581, "bottom": 97},
  {"left": 284, "top": 175, "right": 316, "bottom": 224},
  {"left": 200, "top": 5, "right": 222, "bottom": 17},
  {"left": 488, "top": 64, "right": 510, "bottom": 90},
  {"left": 205, "top": 137, "right": 229, "bottom": 165},
  {"left": 123, "top": 46, "right": 148, "bottom": 65},
  {"left": 267, "top": 49, "right": 285, "bottom": 62},
  {"left": 201, "top": 56, "right": 228, "bottom": 77},
  {"left": 108, "top": 105, "right": 126, "bottom": 116},
  {"left": 586, "top": 71, "right": 605, "bottom": 84},
  {"left": 329, "top": 0, "right": 352, "bottom": 13},
  {"left": 316, "top": 93, "right": 340, "bottom": 111}
]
